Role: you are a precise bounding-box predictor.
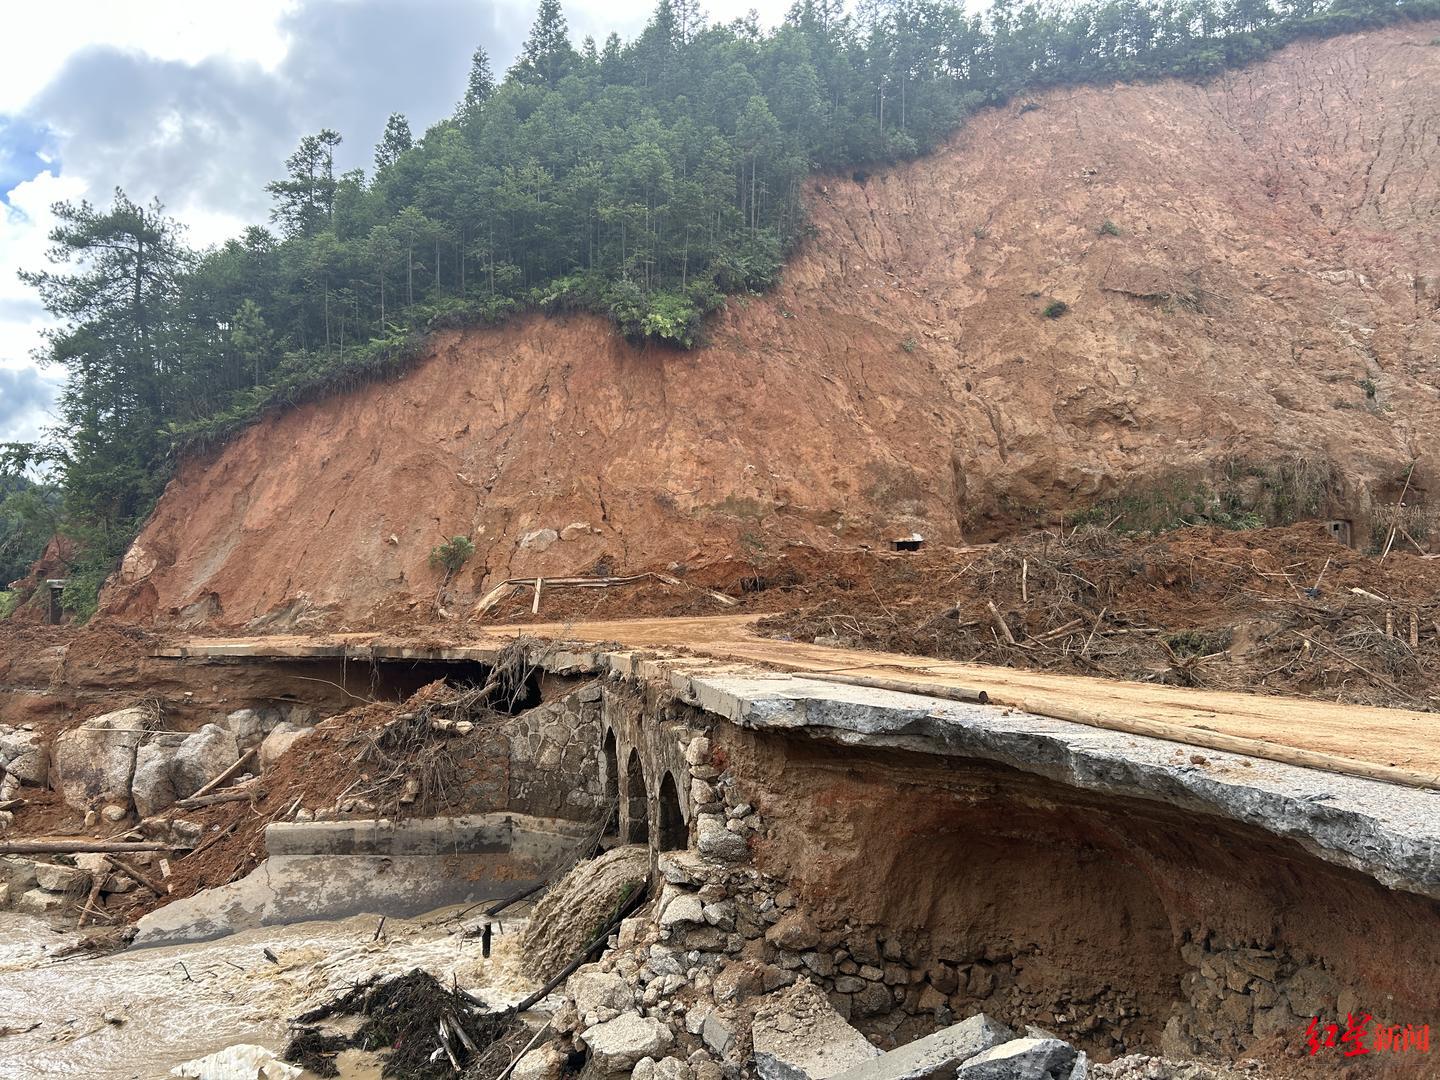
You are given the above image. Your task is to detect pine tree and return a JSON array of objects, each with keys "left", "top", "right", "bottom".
[
  {"left": 265, "top": 129, "right": 343, "bottom": 238},
  {"left": 463, "top": 47, "right": 496, "bottom": 108},
  {"left": 374, "top": 113, "right": 413, "bottom": 172},
  {"left": 513, "top": 0, "right": 577, "bottom": 86}
]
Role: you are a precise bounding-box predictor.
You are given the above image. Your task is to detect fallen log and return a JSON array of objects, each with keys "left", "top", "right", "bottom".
[
  {"left": 0, "top": 840, "right": 182, "bottom": 855},
  {"left": 175, "top": 785, "right": 264, "bottom": 809},
  {"left": 103, "top": 854, "right": 167, "bottom": 895},
  {"left": 188, "top": 748, "right": 258, "bottom": 800}
]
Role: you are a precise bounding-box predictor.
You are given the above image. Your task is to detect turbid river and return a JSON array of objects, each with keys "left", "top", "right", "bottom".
[{"left": 0, "top": 906, "right": 538, "bottom": 1079}]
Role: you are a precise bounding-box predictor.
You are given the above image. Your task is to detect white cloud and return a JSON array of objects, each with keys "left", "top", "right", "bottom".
[{"left": 0, "top": 0, "right": 797, "bottom": 441}]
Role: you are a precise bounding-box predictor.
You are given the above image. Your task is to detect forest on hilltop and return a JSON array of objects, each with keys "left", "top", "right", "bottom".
[{"left": 4, "top": 0, "right": 1437, "bottom": 620}]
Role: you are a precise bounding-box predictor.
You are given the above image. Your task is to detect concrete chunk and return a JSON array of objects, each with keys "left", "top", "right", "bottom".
[
  {"left": 956, "top": 1037, "right": 1076, "bottom": 1080},
  {"left": 753, "top": 979, "right": 881, "bottom": 1080},
  {"left": 830, "top": 1014, "right": 1013, "bottom": 1080}
]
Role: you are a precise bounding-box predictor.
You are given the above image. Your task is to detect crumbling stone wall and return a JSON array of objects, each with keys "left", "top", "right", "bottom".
[{"left": 504, "top": 679, "right": 608, "bottom": 821}]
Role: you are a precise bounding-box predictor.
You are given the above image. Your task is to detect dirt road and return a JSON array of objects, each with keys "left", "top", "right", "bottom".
[{"left": 165, "top": 613, "right": 1439, "bottom": 781}]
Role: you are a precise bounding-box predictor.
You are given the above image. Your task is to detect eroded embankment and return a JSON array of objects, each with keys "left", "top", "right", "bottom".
[{"left": 726, "top": 729, "right": 1439, "bottom": 1059}]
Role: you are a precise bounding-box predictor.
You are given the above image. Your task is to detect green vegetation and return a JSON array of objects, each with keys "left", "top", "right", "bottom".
[
  {"left": 0, "top": 473, "right": 58, "bottom": 588},
  {"left": 901, "top": 335, "right": 918, "bottom": 352},
  {"left": 1098, "top": 219, "right": 1123, "bottom": 236},
  {"left": 7, "top": 0, "right": 1434, "bottom": 601},
  {"left": 1069, "top": 457, "right": 1334, "bottom": 534},
  {"left": 429, "top": 535, "right": 477, "bottom": 577},
  {"left": 0, "top": 592, "right": 16, "bottom": 621},
  {"left": 1043, "top": 300, "right": 1069, "bottom": 318}
]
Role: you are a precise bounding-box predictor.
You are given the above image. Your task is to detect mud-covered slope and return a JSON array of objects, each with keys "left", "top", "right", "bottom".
[{"left": 109, "top": 24, "right": 1440, "bottom": 629}]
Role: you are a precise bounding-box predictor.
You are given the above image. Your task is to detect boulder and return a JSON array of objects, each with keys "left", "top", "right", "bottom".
[
  {"left": 0, "top": 726, "right": 48, "bottom": 786},
  {"left": 753, "top": 979, "right": 881, "bottom": 1080},
  {"left": 696, "top": 814, "right": 748, "bottom": 862},
  {"left": 829, "top": 1014, "right": 1013, "bottom": 1080},
  {"left": 520, "top": 528, "right": 559, "bottom": 552},
  {"left": 584, "top": 1014, "right": 674, "bottom": 1073},
  {"left": 131, "top": 725, "right": 240, "bottom": 816},
  {"left": 661, "top": 893, "right": 706, "bottom": 929},
  {"left": 14, "top": 887, "right": 67, "bottom": 915},
  {"left": 560, "top": 522, "right": 594, "bottom": 542},
  {"left": 259, "top": 723, "right": 312, "bottom": 769},
  {"left": 35, "top": 862, "right": 89, "bottom": 893},
  {"left": 53, "top": 708, "right": 150, "bottom": 809},
  {"left": 171, "top": 724, "right": 241, "bottom": 796},
  {"left": 570, "top": 968, "right": 636, "bottom": 1022},
  {"left": 956, "top": 1038, "right": 1077, "bottom": 1080},
  {"left": 131, "top": 735, "right": 186, "bottom": 818},
  {"left": 221, "top": 708, "right": 285, "bottom": 749},
  {"left": 512, "top": 1043, "right": 568, "bottom": 1080}
]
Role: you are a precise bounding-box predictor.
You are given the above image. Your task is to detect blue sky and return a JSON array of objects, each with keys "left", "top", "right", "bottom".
[{"left": 0, "top": 0, "right": 792, "bottom": 447}]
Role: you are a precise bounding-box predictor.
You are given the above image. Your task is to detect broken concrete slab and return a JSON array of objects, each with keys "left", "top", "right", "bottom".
[
  {"left": 829, "top": 1014, "right": 1013, "bottom": 1080},
  {"left": 956, "top": 1037, "right": 1077, "bottom": 1080},
  {"left": 685, "top": 672, "right": 1440, "bottom": 899},
  {"left": 753, "top": 979, "right": 882, "bottom": 1080}
]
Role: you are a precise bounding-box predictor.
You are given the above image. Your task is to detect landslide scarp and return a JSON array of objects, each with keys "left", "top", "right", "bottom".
[{"left": 107, "top": 23, "right": 1440, "bottom": 629}]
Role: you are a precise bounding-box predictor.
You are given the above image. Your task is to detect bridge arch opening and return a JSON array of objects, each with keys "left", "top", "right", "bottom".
[
  {"left": 624, "top": 748, "right": 649, "bottom": 845},
  {"left": 657, "top": 771, "right": 686, "bottom": 852},
  {"left": 602, "top": 729, "right": 620, "bottom": 840}
]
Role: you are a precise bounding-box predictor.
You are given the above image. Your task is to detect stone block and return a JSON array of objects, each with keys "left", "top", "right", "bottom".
[
  {"left": 828, "top": 1014, "right": 1013, "bottom": 1080},
  {"left": 753, "top": 980, "right": 881, "bottom": 1080}
]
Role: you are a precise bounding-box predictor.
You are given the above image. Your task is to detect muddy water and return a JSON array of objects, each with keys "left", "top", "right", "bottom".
[{"left": 0, "top": 905, "right": 538, "bottom": 1080}]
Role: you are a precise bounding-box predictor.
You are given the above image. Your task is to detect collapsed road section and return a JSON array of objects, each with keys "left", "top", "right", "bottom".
[{"left": 2, "top": 623, "right": 1430, "bottom": 1077}]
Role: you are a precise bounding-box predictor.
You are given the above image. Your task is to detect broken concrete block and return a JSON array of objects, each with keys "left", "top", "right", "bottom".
[
  {"left": 753, "top": 979, "right": 881, "bottom": 1080},
  {"left": 53, "top": 708, "right": 149, "bottom": 809},
  {"left": 829, "top": 1014, "right": 1013, "bottom": 1080},
  {"left": 955, "top": 1037, "right": 1077, "bottom": 1080},
  {"left": 584, "top": 1013, "right": 674, "bottom": 1072}
]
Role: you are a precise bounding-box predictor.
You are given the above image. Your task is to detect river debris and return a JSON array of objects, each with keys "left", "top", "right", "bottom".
[{"left": 287, "top": 969, "right": 519, "bottom": 1079}]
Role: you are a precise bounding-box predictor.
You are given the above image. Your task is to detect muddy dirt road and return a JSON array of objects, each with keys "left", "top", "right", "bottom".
[{"left": 166, "top": 613, "right": 1440, "bottom": 780}]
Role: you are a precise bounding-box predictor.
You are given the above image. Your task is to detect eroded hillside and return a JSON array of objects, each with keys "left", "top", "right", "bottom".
[{"left": 107, "top": 24, "right": 1440, "bottom": 629}]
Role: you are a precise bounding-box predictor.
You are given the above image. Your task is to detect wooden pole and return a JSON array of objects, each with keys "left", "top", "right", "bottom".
[
  {"left": 103, "top": 854, "right": 167, "bottom": 895},
  {"left": 189, "top": 748, "right": 258, "bottom": 801},
  {"left": 986, "top": 600, "right": 1016, "bottom": 645},
  {"left": 0, "top": 840, "right": 181, "bottom": 855}
]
